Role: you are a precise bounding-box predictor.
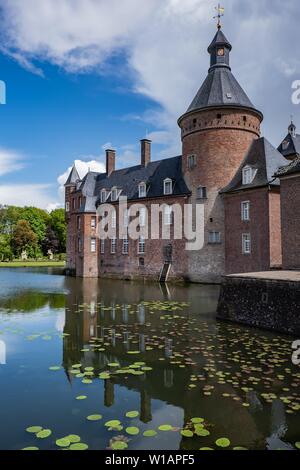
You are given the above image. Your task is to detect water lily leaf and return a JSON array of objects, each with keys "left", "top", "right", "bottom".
[
  {"left": 36, "top": 429, "right": 52, "bottom": 439},
  {"left": 126, "top": 426, "right": 140, "bottom": 435},
  {"left": 99, "top": 372, "right": 110, "bottom": 379},
  {"left": 143, "top": 430, "right": 157, "bottom": 437},
  {"left": 84, "top": 367, "right": 94, "bottom": 371},
  {"left": 69, "top": 443, "right": 89, "bottom": 450},
  {"left": 26, "top": 426, "right": 43, "bottom": 434},
  {"left": 181, "top": 430, "right": 194, "bottom": 438},
  {"left": 158, "top": 425, "right": 173, "bottom": 431},
  {"left": 66, "top": 435, "right": 81, "bottom": 443},
  {"left": 49, "top": 366, "right": 61, "bottom": 371},
  {"left": 216, "top": 438, "right": 231, "bottom": 448},
  {"left": 295, "top": 442, "right": 300, "bottom": 449},
  {"left": 125, "top": 411, "right": 139, "bottom": 418},
  {"left": 111, "top": 441, "right": 128, "bottom": 450},
  {"left": 87, "top": 414, "right": 102, "bottom": 421},
  {"left": 56, "top": 438, "right": 71, "bottom": 448},
  {"left": 108, "top": 363, "right": 120, "bottom": 367},
  {"left": 200, "top": 447, "right": 214, "bottom": 451},
  {"left": 233, "top": 447, "right": 248, "bottom": 450},
  {"left": 105, "top": 420, "right": 121, "bottom": 428},
  {"left": 196, "top": 428, "right": 210, "bottom": 437},
  {"left": 22, "top": 447, "right": 39, "bottom": 450},
  {"left": 191, "top": 417, "right": 204, "bottom": 424},
  {"left": 76, "top": 395, "right": 87, "bottom": 400}
]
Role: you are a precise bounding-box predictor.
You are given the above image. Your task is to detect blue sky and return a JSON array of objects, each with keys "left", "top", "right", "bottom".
[{"left": 0, "top": 0, "right": 299, "bottom": 209}]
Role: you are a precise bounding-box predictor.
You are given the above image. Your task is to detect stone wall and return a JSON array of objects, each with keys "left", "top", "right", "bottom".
[{"left": 217, "top": 276, "right": 300, "bottom": 336}]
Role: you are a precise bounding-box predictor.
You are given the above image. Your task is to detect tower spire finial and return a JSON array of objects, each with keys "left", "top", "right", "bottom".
[{"left": 214, "top": 3, "right": 225, "bottom": 29}]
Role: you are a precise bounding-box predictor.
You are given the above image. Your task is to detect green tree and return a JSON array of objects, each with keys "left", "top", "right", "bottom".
[
  {"left": 42, "top": 226, "right": 60, "bottom": 255},
  {"left": 0, "top": 234, "right": 13, "bottom": 261},
  {"left": 49, "top": 208, "right": 66, "bottom": 252},
  {"left": 11, "top": 220, "right": 38, "bottom": 257},
  {"left": 21, "top": 207, "right": 50, "bottom": 244}
]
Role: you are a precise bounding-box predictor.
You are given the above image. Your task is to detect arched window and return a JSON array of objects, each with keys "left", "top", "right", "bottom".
[
  {"left": 100, "top": 189, "right": 107, "bottom": 203},
  {"left": 164, "top": 205, "right": 173, "bottom": 225}
]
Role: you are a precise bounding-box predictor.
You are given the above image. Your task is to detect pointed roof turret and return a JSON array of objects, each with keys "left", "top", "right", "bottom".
[
  {"left": 65, "top": 165, "right": 80, "bottom": 186},
  {"left": 278, "top": 120, "right": 300, "bottom": 160},
  {"left": 178, "top": 26, "right": 263, "bottom": 122}
]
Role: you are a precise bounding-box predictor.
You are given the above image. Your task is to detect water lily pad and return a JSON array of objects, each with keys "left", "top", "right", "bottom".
[
  {"left": 158, "top": 425, "right": 173, "bottom": 431},
  {"left": 191, "top": 417, "right": 204, "bottom": 424},
  {"left": 49, "top": 366, "right": 61, "bottom": 371},
  {"left": 87, "top": 414, "right": 102, "bottom": 421},
  {"left": 216, "top": 438, "right": 231, "bottom": 448},
  {"left": 108, "top": 363, "right": 120, "bottom": 367},
  {"left": 295, "top": 442, "right": 300, "bottom": 449},
  {"left": 22, "top": 447, "right": 39, "bottom": 450},
  {"left": 125, "top": 411, "right": 139, "bottom": 418},
  {"left": 196, "top": 428, "right": 210, "bottom": 437},
  {"left": 76, "top": 395, "right": 87, "bottom": 400},
  {"left": 111, "top": 441, "right": 128, "bottom": 450},
  {"left": 36, "top": 429, "right": 52, "bottom": 439},
  {"left": 69, "top": 443, "right": 89, "bottom": 450},
  {"left": 99, "top": 372, "right": 110, "bottom": 379},
  {"left": 143, "top": 430, "right": 157, "bottom": 437},
  {"left": 66, "top": 435, "right": 81, "bottom": 443},
  {"left": 233, "top": 447, "right": 248, "bottom": 450},
  {"left": 181, "top": 430, "right": 194, "bottom": 438},
  {"left": 82, "top": 379, "right": 92, "bottom": 384},
  {"left": 56, "top": 438, "right": 71, "bottom": 448},
  {"left": 105, "top": 420, "right": 121, "bottom": 428},
  {"left": 200, "top": 447, "right": 214, "bottom": 451},
  {"left": 126, "top": 426, "right": 140, "bottom": 435},
  {"left": 26, "top": 426, "right": 43, "bottom": 434}
]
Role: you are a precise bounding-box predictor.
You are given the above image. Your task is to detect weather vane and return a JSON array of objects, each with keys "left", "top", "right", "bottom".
[{"left": 214, "top": 4, "right": 225, "bottom": 29}]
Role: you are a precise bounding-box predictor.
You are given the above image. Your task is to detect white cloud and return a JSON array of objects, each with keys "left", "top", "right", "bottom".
[
  {"left": 1, "top": 0, "right": 300, "bottom": 147},
  {"left": 0, "top": 148, "right": 25, "bottom": 176},
  {"left": 0, "top": 183, "right": 56, "bottom": 209}
]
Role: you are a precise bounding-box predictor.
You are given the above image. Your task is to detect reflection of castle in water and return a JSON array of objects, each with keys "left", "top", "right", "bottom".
[{"left": 61, "top": 277, "right": 293, "bottom": 450}]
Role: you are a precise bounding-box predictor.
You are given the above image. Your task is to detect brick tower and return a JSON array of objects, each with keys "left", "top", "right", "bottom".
[{"left": 178, "top": 26, "right": 263, "bottom": 282}]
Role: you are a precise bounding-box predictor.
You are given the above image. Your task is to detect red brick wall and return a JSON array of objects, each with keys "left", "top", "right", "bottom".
[
  {"left": 280, "top": 175, "right": 300, "bottom": 269},
  {"left": 268, "top": 190, "right": 282, "bottom": 268},
  {"left": 224, "top": 188, "right": 271, "bottom": 274}
]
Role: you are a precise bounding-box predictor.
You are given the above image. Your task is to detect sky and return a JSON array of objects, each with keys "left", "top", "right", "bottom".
[{"left": 0, "top": 0, "right": 299, "bottom": 210}]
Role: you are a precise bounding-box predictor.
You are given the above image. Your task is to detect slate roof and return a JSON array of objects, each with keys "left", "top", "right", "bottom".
[
  {"left": 65, "top": 165, "right": 80, "bottom": 185},
  {"left": 186, "top": 67, "right": 259, "bottom": 114},
  {"left": 275, "top": 155, "right": 300, "bottom": 178},
  {"left": 277, "top": 132, "right": 300, "bottom": 158},
  {"left": 221, "top": 137, "right": 288, "bottom": 194},
  {"left": 73, "top": 156, "right": 190, "bottom": 213},
  {"left": 208, "top": 29, "right": 232, "bottom": 52}
]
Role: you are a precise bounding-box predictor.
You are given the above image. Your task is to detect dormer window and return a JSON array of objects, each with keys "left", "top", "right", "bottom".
[
  {"left": 242, "top": 166, "right": 255, "bottom": 185},
  {"left": 100, "top": 189, "right": 107, "bottom": 203},
  {"left": 164, "top": 178, "right": 173, "bottom": 196},
  {"left": 282, "top": 140, "right": 289, "bottom": 151},
  {"left": 139, "top": 182, "right": 147, "bottom": 198},
  {"left": 111, "top": 187, "right": 118, "bottom": 202}
]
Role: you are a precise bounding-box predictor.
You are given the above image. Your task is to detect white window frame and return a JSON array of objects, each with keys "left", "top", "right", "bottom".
[
  {"left": 100, "top": 189, "right": 107, "bottom": 203},
  {"left": 242, "top": 233, "right": 251, "bottom": 254},
  {"left": 100, "top": 239, "right": 105, "bottom": 254},
  {"left": 208, "top": 231, "right": 221, "bottom": 244},
  {"left": 197, "top": 186, "right": 207, "bottom": 199},
  {"left": 138, "top": 236, "right": 145, "bottom": 255},
  {"left": 139, "top": 207, "right": 147, "bottom": 227},
  {"left": 111, "top": 238, "right": 117, "bottom": 254},
  {"left": 164, "top": 178, "right": 173, "bottom": 196},
  {"left": 122, "top": 237, "right": 129, "bottom": 255},
  {"left": 91, "top": 216, "right": 96, "bottom": 229},
  {"left": 242, "top": 166, "right": 253, "bottom": 185},
  {"left": 66, "top": 202, "right": 70, "bottom": 212},
  {"left": 241, "top": 201, "right": 250, "bottom": 221},
  {"left": 90, "top": 238, "right": 96, "bottom": 253},
  {"left": 139, "top": 182, "right": 147, "bottom": 198},
  {"left": 164, "top": 205, "right": 172, "bottom": 225},
  {"left": 111, "top": 187, "right": 118, "bottom": 202}
]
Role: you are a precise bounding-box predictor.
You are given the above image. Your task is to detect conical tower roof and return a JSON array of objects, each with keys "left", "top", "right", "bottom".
[{"left": 65, "top": 165, "right": 80, "bottom": 186}]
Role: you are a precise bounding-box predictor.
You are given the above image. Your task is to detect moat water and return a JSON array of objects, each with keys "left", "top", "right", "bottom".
[{"left": 0, "top": 268, "right": 299, "bottom": 451}]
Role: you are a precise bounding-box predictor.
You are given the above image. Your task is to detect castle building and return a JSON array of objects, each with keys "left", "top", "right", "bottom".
[{"left": 65, "top": 25, "right": 295, "bottom": 282}]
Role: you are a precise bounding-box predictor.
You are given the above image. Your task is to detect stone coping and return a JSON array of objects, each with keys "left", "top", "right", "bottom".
[{"left": 226, "top": 270, "right": 300, "bottom": 283}]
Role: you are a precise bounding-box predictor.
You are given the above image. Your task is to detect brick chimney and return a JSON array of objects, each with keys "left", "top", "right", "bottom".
[
  {"left": 141, "top": 139, "right": 151, "bottom": 167},
  {"left": 106, "top": 149, "right": 116, "bottom": 176}
]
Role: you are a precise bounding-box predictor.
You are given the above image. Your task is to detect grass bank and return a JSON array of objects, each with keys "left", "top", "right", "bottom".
[{"left": 0, "top": 261, "right": 65, "bottom": 268}]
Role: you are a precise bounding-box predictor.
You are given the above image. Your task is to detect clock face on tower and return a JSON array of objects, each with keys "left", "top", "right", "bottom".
[{"left": 217, "top": 48, "right": 225, "bottom": 57}]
